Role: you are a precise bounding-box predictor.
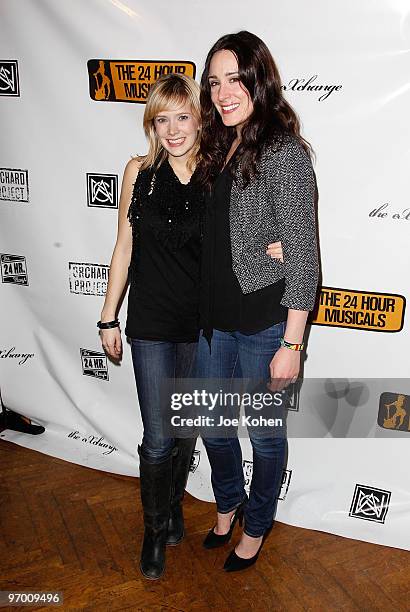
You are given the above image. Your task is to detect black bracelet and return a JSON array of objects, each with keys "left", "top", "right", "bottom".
[{"left": 97, "top": 319, "right": 119, "bottom": 329}]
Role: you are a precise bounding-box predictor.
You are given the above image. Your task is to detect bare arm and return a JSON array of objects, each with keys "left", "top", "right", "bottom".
[
  {"left": 269, "top": 309, "right": 308, "bottom": 390},
  {"left": 99, "top": 157, "right": 141, "bottom": 359},
  {"left": 283, "top": 308, "right": 308, "bottom": 345}
]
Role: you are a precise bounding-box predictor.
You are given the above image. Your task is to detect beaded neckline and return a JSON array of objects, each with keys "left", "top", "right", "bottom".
[
  {"left": 127, "top": 158, "right": 204, "bottom": 253},
  {"left": 167, "top": 159, "right": 192, "bottom": 186},
  {"left": 147, "top": 158, "right": 192, "bottom": 196}
]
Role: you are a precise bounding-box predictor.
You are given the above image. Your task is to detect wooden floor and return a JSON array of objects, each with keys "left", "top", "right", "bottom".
[{"left": 0, "top": 440, "right": 409, "bottom": 612}]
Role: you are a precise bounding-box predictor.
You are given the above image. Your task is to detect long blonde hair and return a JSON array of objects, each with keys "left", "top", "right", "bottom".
[{"left": 138, "top": 74, "right": 201, "bottom": 173}]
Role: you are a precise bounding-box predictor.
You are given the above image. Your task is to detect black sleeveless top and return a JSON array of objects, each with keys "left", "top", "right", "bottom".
[{"left": 125, "top": 160, "right": 204, "bottom": 342}]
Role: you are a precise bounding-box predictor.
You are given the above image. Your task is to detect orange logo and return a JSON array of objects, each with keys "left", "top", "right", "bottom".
[
  {"left": 311, "top": 287, "right": 405, "bottom": 332},
  {"left": 378, "top": 393, "right": 410, "bottom": 431},
  {"left": 88, "top": 59, "right": 196, "bottom": 103}
]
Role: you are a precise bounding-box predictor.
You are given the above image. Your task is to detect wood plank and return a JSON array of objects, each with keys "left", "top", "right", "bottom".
[{"left": 1, "top": 439, "right": 409, "bottom": 612}]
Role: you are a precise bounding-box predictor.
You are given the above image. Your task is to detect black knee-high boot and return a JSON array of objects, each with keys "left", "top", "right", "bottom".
[
  {"left": 138, "top": 445, "right": 173, "bottom": 579},
  {"left": 166, "top": 437, "right": 197, "bottom": 545}
]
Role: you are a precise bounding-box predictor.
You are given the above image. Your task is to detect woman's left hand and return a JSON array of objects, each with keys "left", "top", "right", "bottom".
[{"left": 269, "top": 347, "right": 300, "bottom": 391}]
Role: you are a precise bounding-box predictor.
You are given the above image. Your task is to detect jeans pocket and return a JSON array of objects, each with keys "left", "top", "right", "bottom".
[{"left": 253, "top": 320, "right": 285, "bottom": 346}]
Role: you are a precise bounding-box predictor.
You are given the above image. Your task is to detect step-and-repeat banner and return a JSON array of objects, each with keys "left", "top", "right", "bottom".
[{"left": 1, "top": 0, "right": 409, "bottom": 551}]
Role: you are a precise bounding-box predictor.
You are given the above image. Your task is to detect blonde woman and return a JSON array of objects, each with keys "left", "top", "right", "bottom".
[{"left": 98, "top": 74, "right": 203, "bottom": 580}]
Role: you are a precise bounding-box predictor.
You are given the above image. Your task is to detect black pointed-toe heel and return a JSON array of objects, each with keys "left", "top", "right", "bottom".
[
  {"left": 223, "top": 526, "right": 272, "bottom": 572},
  {"left": 202, "top": 496, "right": 248, "bottom": 550}
]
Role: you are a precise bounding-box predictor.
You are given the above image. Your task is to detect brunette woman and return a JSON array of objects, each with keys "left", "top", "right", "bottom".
[{"left": 197, "top": 31, "right": 319, "bottom": 572}]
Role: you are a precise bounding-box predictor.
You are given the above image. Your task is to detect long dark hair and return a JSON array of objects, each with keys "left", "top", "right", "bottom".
[{"left": 198, "top": 30, "right": 313, "bottom": 188}]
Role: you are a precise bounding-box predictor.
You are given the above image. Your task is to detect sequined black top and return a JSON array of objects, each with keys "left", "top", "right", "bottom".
[{"left": 125, "top": 159, "right": 204, "bottom": 342}]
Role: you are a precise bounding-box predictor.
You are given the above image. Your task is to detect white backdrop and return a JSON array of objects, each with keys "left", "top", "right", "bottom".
[{"left": 1, "top": 0, "right": 409, "bottom": 551}]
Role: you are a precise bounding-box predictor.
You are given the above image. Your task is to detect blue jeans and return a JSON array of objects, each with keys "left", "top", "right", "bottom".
[
  {"left": 196, "top": 322, "right": 287, "bottom": 537},
  {"left": 131, "top": 339, "right": 197, "bottom": 463}
]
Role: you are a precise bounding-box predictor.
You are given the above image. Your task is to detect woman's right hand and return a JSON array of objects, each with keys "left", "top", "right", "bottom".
[{"left": 100, "top": 327, "right": 122, "bottom": 360}]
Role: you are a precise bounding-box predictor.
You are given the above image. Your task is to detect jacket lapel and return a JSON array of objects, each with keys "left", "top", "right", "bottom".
[{"left": 229, "top": 169, "right": 244, "bottom": 270}]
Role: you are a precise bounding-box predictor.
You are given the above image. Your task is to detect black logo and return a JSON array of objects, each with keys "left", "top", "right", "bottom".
[
  {"left": 0, "top": 60, "right": 20, "bottom": 96},
  {"left": 378, "top": 393, "right": 410, "bottom": 432},
  {"left": 189, "top": 449, "right": 200, "bottom": 473},
  {"left": 0, "top": 347, "right": 34, "bottom": 365},
  {"left": 1, "top": 254, "right": 28, "bottom": 285},
  {"left": 349, "top": 484, "right": 391, "bottom": 524},
  {"left": 0, "top": 168, "right": 29, "bottom": 202},
  {"left": 87, "top": 173, "right": 118, "bottom": 208},
  {"left": 69, "top": 262, "right": 109, "bottom": 296},
  {"left": 287, "top": 385, "right": 300, "bottom": 412},
  {"left": 243, "top": 461, "right": 292, "bottom": 501},
  {"left": 80, "top": 349, "right": 109, "bottom": 381},
  {"left": 282, "top": 75, "right": 342, "bottom": 102},
  {"left": 67, "top": 431, "right": 118, "bottom": 455},
  {"left": 278, "top": 469, "right": 292, "bottom": 500},
  {"left": 369, "top": 203, "right": 410, "bottom": 222},
  {"left": 243, "top": 460, "right": 253, "bottom": 493}
]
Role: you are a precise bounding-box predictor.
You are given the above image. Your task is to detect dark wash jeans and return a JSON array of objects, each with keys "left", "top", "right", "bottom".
[
  {"left": 130, "top": 339, "right": 197, "bottom": 463},
  {"left": 196, "top": 321, "right": 287, "bottom": 537}
]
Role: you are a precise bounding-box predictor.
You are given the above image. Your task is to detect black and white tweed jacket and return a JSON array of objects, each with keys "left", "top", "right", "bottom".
[{"left": 229, "top": 133, "right": 319, "bottom": 311}]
